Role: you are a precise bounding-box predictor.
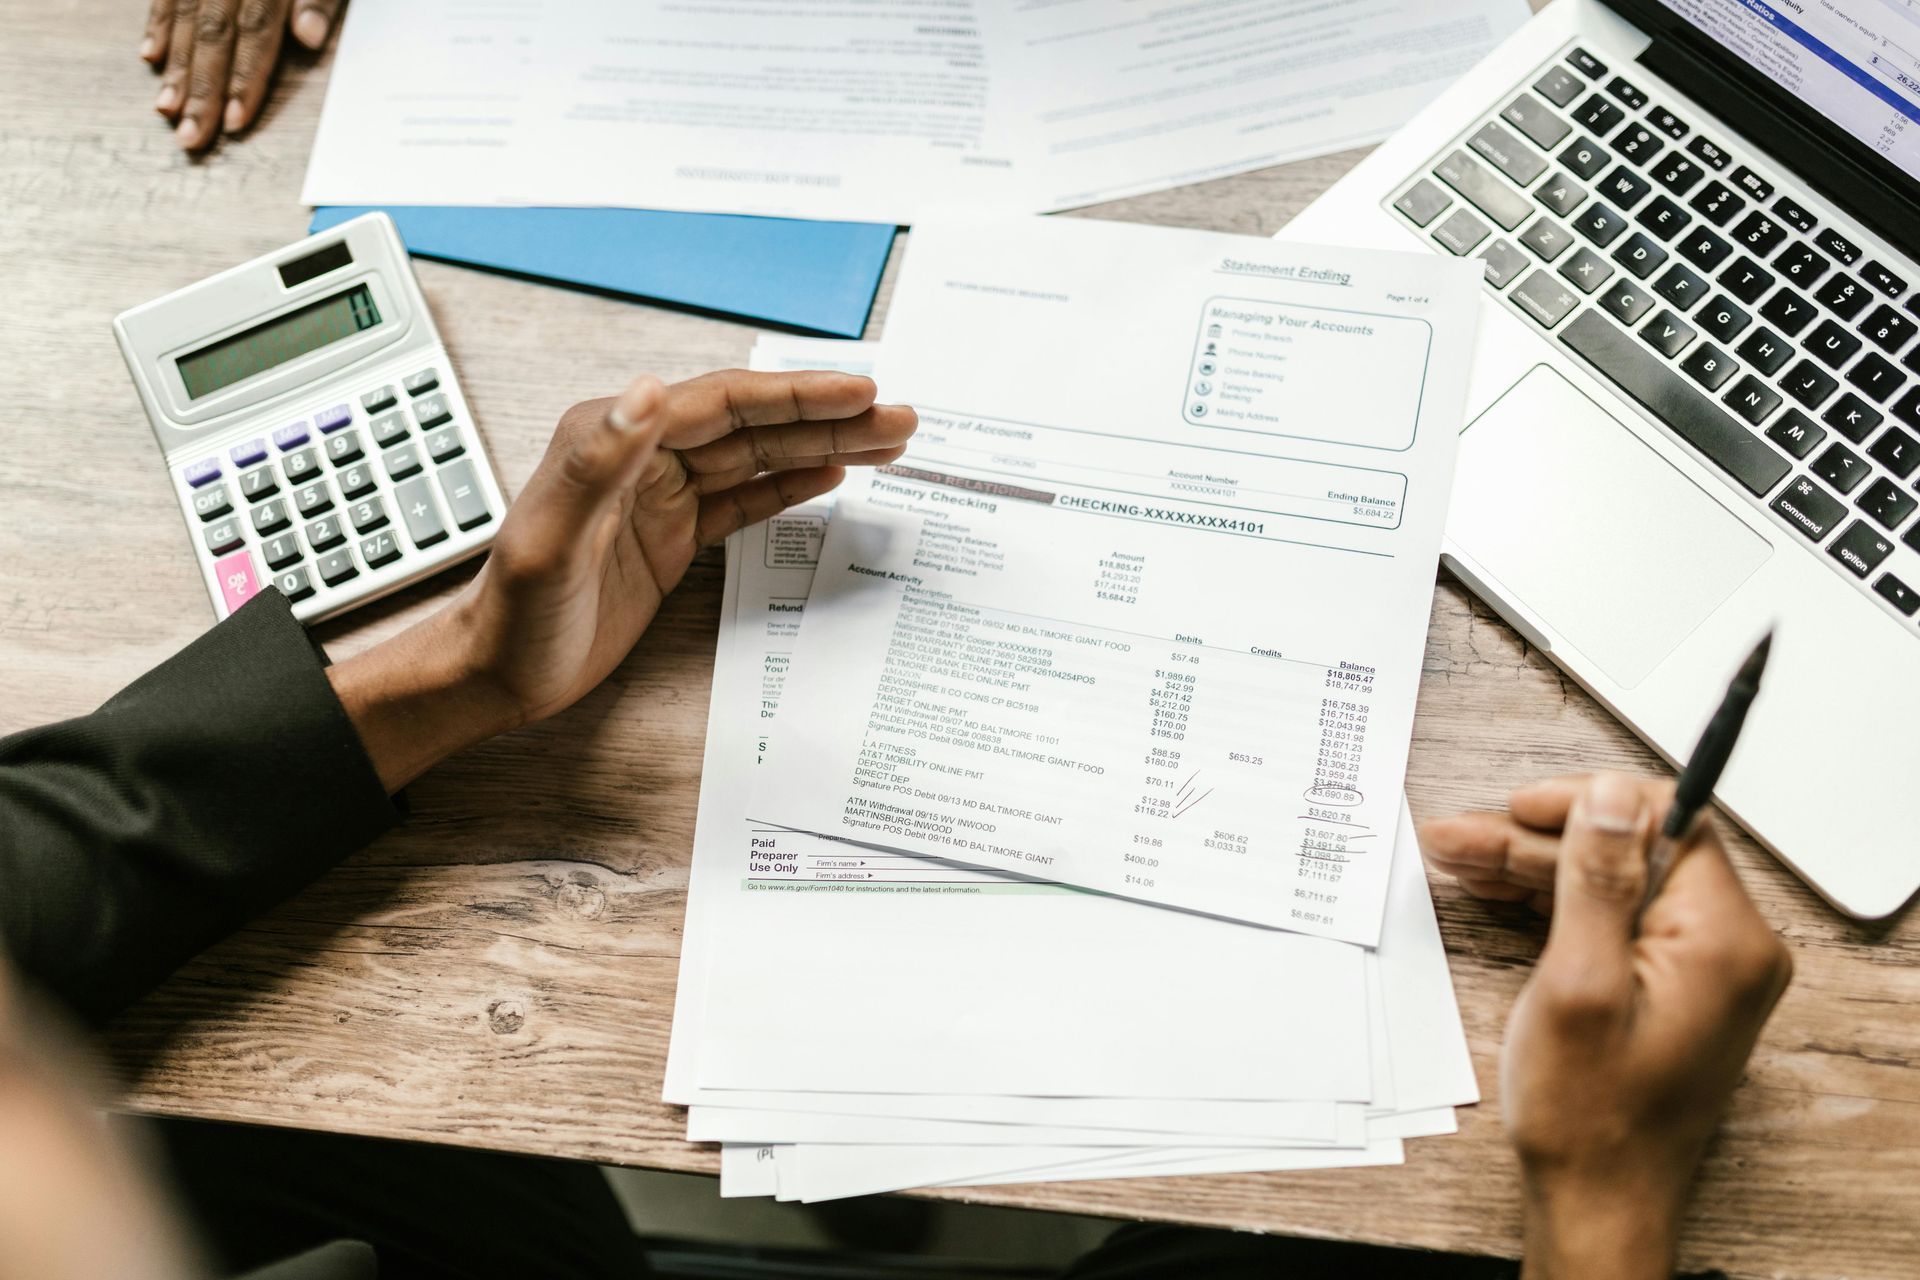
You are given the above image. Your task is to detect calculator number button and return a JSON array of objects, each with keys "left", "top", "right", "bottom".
[
  {"left": 212, "top": 549, "right": 262, "bottom": 615},
  {"left": 396, "top": 476, "right": 449, "bottom": 549},
  {"left": 413, "top": 392, "right": 453, "bottom": 429},
  {"left": 404, "top": 368, "right": 440, "bottom": 396},
  {"left": 326, "top": 430, "right": 365, "bottom": 465},
  {"left": 359, "top": 531, "right": 402, "bottom": 569},
  {"left": 261, "top": 531, "right": 304, "bottom": 569},
  {"left": 437, "top": 459, "right": 492, "bottom": 530},
  {"left": 305, "top": 515, "right": 346, "bottom": 552},
  {"left": 293, "top": 479, "right": 335, "bottom": 517},
  {"left": 423, "top": 426, "right": 465, "bottom": 464},
  {"left": 338, "top": 463, "right": 378, "bottom": 500},
  {"left": 250, "top": 498, "right": 291, "bottom": 536},
  {"left": 350, "top": 495, "right": 390, "bottom": 533},
  {"left": 384, "top": 443, "right": 424, "bottom": 481},
  {"left": 282, "top": 447, "right": 322, "bottom": 485},
  {"left": 275, "top": 564, "right": 315, "bottom": 602},
  {"left": 191, "top": 483, "right": 232, "bottom": 521},
  {"left": 204, "top": 517, "right": 245, "bottom": 555},
  {"left": 238, "top": 465, "right": 280, "bottom": 501},
  {"left": 317, "top": 548, "right": 360, "bottom": 587}
]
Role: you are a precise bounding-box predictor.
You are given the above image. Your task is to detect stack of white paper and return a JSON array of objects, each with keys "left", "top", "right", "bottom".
[{"left": 666, "top": 219, "right": 1484, "bottom": 1201}]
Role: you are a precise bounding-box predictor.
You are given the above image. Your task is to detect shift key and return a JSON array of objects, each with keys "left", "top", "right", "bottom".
[
  {"left": 437, "top": 458, "right": 493, "bottom": 531},
  {"left": 395, "top": 475, "right": 450, "bottom": 549},
  {"left": 1434, "top": 150, "right": 1534, "bottom": 231}
]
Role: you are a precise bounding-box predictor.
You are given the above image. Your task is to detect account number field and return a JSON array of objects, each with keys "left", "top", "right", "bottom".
[
  {"left": 1185, "top": 296, "right": 1433, "bottom": 452},
  {"left": 911, "top": 409, "right": 1408, "bottom": 529}
]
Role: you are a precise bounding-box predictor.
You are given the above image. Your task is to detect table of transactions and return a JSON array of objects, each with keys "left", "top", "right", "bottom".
[
  {"left": 9, "top": 1, "right": 1920, "bottom": 1274},
  {"left": 846, "top": 586, "right": 1383, "bottom": 926}
]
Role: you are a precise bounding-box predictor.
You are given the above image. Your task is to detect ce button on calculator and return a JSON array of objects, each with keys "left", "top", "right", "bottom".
[{"left": 115, "top": 213, "right": 507, "bottom": 622}]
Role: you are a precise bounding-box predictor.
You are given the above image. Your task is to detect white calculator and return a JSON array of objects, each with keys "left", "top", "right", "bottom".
[{"left": 114, "top": 213, "right": 507, "bottom": 623}]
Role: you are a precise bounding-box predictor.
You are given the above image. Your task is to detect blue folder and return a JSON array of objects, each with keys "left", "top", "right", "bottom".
[{"left": 310, "top": 206, "right": 896, "bottom": 338}]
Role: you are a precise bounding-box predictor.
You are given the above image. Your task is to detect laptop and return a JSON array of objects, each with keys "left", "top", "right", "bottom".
[{"left": 1286, "top": 0, "right": 1920, "bottom": 918}]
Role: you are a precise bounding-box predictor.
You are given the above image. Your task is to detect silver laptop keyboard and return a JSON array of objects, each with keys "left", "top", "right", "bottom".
[{"left": 1387, "top": 42, "right": 1920, "bottom": 634}]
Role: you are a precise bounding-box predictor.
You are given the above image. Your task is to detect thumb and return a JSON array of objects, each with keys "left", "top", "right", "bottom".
[
  {"left": 556, "top": 375, "right": 667, "bottom": 503},
  {"left": 1540, "top": 771, "right": 1652, "bottom": 999},
  {"left": 507, "top": 377, "right": 665, "bottom": 570}
]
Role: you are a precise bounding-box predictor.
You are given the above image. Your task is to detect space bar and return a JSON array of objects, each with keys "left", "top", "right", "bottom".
[{"left": 1560, "top": 310, "right": 1791, "bottom": 498}]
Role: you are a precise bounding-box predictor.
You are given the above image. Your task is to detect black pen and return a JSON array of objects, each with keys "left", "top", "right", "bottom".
[{"left": 1639, "top": 630, "right": 1773, "bottom": 916}]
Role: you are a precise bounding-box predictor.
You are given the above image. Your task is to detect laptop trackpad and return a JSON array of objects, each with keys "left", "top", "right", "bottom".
[{"left": 1449, "top": 366, "right": 1770, "bottom": 689}]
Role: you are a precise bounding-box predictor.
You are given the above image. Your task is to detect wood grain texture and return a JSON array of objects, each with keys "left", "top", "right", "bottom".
[{"left": 2, "top": 2, "right": 1916, "bottom": 1276}]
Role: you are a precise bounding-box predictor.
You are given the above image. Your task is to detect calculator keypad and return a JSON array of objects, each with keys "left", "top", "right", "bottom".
[{"left": 179, "top": 362, "right": 495, "bottom": 620}]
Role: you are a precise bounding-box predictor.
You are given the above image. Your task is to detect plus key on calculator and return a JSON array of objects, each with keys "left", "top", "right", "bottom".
[{"left": 114, "top": 214, "right": 508, "bottom": 623}]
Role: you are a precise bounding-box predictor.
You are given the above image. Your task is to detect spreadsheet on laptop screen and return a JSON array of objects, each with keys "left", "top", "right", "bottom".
[{"left": 1657, "top": 0, "right": 1920, "bottom": 181}]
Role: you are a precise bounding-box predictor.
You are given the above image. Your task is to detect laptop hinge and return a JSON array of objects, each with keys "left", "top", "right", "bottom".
[{"left": 1636, "top": 36, "right": 1919, "bottom": 263}]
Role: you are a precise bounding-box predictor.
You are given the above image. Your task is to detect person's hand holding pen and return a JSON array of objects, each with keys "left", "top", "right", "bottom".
[
  {"left": 142, "top": 0, "right": 344, "bottom": 150},
  {"left": 1421, "top": 772, "right": 1793, "bottom": 1280}
]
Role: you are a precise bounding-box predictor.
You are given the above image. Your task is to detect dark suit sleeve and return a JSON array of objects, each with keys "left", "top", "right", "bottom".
[{"left": 0, "top": 590, "right": 400, "bottom": 1024}]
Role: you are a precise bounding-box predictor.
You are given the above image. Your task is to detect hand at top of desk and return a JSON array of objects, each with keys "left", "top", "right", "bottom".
[
  {"left": 1421, "top": 773, "right": 1793, "bottom": 1280},
  {"left": 328, "top": 369, "right": 916, "bottom": 792},
  {"left": 143, "top": 0, "right": 341, "bottom": 150}
]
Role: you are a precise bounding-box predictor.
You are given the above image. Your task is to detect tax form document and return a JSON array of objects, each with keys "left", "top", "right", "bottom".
[
  {"left": 752, "top": 219, "right": 1480, "bottom": 942},
  {"left": 300, "top": 0, "right": 1528, "bottom": 222}
]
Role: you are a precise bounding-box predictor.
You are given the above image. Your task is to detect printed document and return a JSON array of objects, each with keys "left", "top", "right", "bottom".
[
  {"left": 301, "top": 0, "right": 1530, "bottom": 221},
  {"left": 751, "top": 218, "right": 1479, "bottom": 942},
  {"left": 669, "top": 336, "right": 1475, "bottom": 1201}
]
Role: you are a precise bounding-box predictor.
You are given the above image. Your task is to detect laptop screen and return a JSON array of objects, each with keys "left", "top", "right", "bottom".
[{"left": 1650, "top": 1, "right": 1920, "bottom": 183}]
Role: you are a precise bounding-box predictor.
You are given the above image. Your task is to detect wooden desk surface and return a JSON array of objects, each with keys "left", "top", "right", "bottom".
[{"left": 3, "top": 4, "right": 1916, "bottom": 1277}]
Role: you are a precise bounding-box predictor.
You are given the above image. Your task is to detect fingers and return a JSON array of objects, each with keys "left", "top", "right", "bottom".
[
  {"left": 224, "top": 0, "right": 289, "bottom": 134},
  {"left": 288, "top": 0, "right": 341, "bottom": 49},
  {"left": 158, "top": 0, "right": 200, "bottom": 117},
  {"left": 1419, "top": 811, "right": 1564, "bottom": 892},
  {"left": 696, "top": 468, "right": 848, "bottom": 546},
  {"left": 175, "top": 0, "right": 240, "bottom": 148},
  {"left": 496, "top": 378, "right": 667, "bottom": 585},
  {"left": 680, "top": 406, "right": 916, "bottom": 491},
  {"left": 143, "top": 0, "right": 175, "bottom": 63},
  {"left": 659, "top": 370, "right": 887, "bottom": 449},
  {"left": 1537, "top": 772, "right": 1652, "bottom": 1003}
]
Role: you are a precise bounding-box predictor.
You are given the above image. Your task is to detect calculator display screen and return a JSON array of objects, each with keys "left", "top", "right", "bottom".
[{"left": 176, "top": 283, "right": 382, "bottom": 400}]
